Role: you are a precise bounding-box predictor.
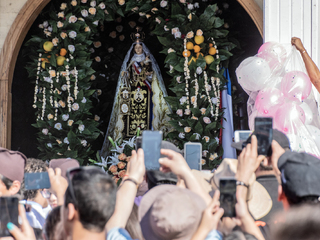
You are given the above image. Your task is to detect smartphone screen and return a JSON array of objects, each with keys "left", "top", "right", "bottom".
[
  {"left": 184, "top": 143, "right": 202, "bottom": 171},
  {"left": 219, "top": 178, "right": 236, "bottom": 218},
  {"left": 24, "top": 172, "right": 51, "bottom": 190},
  {"left": 136, "top": 137, "right": 142, "bottom": 151},
  {"left": 142, "top": 131, "right": 162, "bottom": 170},
  {"left": 234, "top": 130, "right": 252, "bottom": 142},
  {"left": 255, "top": 117, "right": 273, "bottom": 156},
  {"left": 0, "top": 197, "right": 19, "bottom": 237}
]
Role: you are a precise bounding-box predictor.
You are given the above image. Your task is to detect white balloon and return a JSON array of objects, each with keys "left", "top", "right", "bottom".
[
  {"left": 305, "top": 125, "right": 320, "bottom": 150},
  {"left": 300, "top": 102, "right": 313, "bottom": 125},
  {"left": 286, "top": 134, "right": 303, "bottom": 152},
  {"left": 236, "top": 57, "right": 272, "bottom": 92}
]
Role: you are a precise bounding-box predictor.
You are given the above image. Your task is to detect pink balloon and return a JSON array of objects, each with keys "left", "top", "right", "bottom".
[
  {"left": 274, "top": 102, "right": 306, "bottom": 134},
  {"left": 281, "top": 71, "right": 312, "bottom": 102},
  {"left": 255, "top": 88, "right": 284, "bottom": 116},
  {"left": 258, "top": 42, "right": 286, "bottom": 71}
]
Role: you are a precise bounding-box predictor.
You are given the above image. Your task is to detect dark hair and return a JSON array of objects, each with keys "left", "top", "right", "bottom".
[
  {"left": 22, "top": 158, "right": 48, "bottom": 200},
  {"left": 33, "top": 228, "right": 45, "bottom": 240},
  {"left": 285, "top": 194, "right": 320, "bottom": 206},
  {"left": 64, "top": 169, "right": 117, "bottom": 232},
  {"left": 43, "top": 206, "right": 61, "bottom": 240},
  {"left": 0, "top": 174, "right": 13, "bottom": 190},
  {"left": 225, "top": 230, "right": 258, "bottom": 240},
  {"left": 125, "top": 204, "right": 143, "bottom": 240},
  {"left": 272, "top": 205, "right": 320, "bottom": 240}
]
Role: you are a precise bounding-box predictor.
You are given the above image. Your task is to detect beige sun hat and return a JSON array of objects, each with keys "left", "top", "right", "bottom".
[{"left": 210, "top": 158, "right": 273, "bottom": 220}]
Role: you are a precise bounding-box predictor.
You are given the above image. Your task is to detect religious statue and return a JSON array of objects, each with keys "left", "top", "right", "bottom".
[{"left": 101, "top": 31, "right": 171, "bottom": 156}]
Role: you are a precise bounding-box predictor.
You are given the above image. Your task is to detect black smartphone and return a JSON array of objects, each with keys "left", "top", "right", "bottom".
[
  {"left": 142, "top": 131, "right": 162, "bottom": 170},
  {"left": 0, "top": 197, "right": 19, "bottom": 237},
  {"left": 184, "top": 142, "right": 202, "bottom": 171},
  {"left": 24, "top": 172, "right": 51, "bottom": 190},
  {"left": 254, "top": 117, "right": 273, "bottom": 156},
  {"left": 219, "top": 178, "right": 237, "bottom": 218},
  {"left": 136, "top": 136, "right": 142, "bottom": 151}
]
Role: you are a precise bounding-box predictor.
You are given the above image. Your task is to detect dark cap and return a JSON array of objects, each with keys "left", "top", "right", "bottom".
[
  {"left": 0, "top": 147, "right": 26, "bottom": 182},
  {"left": 278, "top": 151, "right": 320, "bottom": 198},
  {"left": 49, "top": 158, "right": 80, "bottom": 179},
  {"left": 231, "top": 129, "right": 290, "bottom": 151},
  {"left": 160, "top": 140, "right": 183, "bottom": 157}
]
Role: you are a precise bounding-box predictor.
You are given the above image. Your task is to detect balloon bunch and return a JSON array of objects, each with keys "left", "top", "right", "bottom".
[{"left": 236, "top": 42, "right": 320, "bottom": 156}]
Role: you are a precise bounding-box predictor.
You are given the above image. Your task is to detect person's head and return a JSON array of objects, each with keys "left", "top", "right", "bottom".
[
  {"left": 277, "top": 151, "right": 320, "bottom": 208},
  {"left": 125, "top": 204, "right": 143, "bottom": 240},
  {"left": 43, "top": 206, "right": 64, "bottom": 240},
  {"left": 62, "top": 167, "right": 117, "bottom": 235},
  {"left": 139, "top": 185, "right": 206, "bottom": 240},
  {"left": 231, "top": 129, "right": 290, "bottom": 173},
  {"left": 134, "top": 43, "right": 143, "bottom": 55},
  {"left": 22, "top": 158, "right": 49, "bottom": 208},
  {"left": 272, "top": 205, "right": 320, "bottom": 240},
  {"left": 0, "top": 148, "right": 26, "bottom": 196},
  {"left": 145, "top": 141, "right": 181, "bottom": 190}
]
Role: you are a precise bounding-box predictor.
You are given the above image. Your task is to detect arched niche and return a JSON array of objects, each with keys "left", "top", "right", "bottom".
[{"left": 0, "top": 0, "right": 263, "bottom": 149}]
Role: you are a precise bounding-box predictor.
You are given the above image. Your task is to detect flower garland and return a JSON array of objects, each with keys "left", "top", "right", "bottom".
[
  {"left": 183, "top": 38, "right": 191, "bottom": 111},
  {"left": 192, "top": 73, "right": 199, "bottom": 108}
]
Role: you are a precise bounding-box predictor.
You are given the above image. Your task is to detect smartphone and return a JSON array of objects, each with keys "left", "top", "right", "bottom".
[
  {"left": 142, "top": 131, "right": 163, "bottom": 170},
  {"left": 0, "top": 197, "right": 19, "bottom": 237},
  {"left": 136, "top": 136, "right": 142, "bottom": 151},
  {"left": 219, "top": 178, "right": 237, "bottom": 218},
  {"left": 24, "top": 172, "right": 51, "bottom": 190},
  {"left": 234, "top": 130, "right": 252, "bottom": 142},
  {"left": 184, "top": 142, "right": 202, "bottom": 171},
  {"left": 254, "top": 117, "right": 273, "bottom": 156}
]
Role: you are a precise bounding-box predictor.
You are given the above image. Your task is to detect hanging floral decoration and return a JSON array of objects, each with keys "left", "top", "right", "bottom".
[{"left": 26, "top": 0, "right": 234, "bottom": 167}]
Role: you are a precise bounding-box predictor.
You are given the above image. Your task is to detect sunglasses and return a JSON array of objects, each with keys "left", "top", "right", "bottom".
[
  {"left": 40, "top": 189, "right": 52, "bottom": 199},
  {"left": 66, "top": 166, "right": 104, "bottom": 207}
]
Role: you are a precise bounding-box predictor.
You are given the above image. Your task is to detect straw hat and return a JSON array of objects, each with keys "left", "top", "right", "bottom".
[{"left": 211, "top": 158, "right": 273, "bottom": 220}]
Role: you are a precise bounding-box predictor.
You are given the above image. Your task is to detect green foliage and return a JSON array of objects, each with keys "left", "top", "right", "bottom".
[{"left": 25, "top": 0, "right": 235, "bottom": 169}]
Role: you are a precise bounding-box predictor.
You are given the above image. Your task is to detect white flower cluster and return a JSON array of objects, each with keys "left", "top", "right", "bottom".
[
  {"left": 183, "top": 38, "right": 191, "bottom": 110},
  {"left": 33, "top": 53, "right": 42, "bottom": 118}
]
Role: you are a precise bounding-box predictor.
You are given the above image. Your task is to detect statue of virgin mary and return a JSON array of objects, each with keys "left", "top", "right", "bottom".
[{"left": 101, "top": 34, "right": 171, "bottom": 156}]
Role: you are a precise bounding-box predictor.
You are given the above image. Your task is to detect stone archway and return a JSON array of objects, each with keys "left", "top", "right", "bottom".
[{"left": 0, "top": 0, "right": 263, "bottom": 149}]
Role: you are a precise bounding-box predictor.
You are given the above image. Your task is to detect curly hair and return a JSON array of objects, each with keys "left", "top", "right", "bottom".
[{"left": 22, "top": 158, "right": 48, "bottom": 200}]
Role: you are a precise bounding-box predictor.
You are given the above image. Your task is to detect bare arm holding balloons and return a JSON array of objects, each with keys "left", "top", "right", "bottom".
[{"left": 291, "top": 37, "right": 320, "bottom": 93}]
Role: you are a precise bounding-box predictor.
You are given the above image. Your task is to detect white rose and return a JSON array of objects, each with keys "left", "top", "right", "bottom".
[
  {"left": 98, "top": 3, "right": 106, "bottom": 9},
  {"left": 174, "top": 31, "right": 181, "bottom": 39},
  {"left": 81, "top": 139, "right": 87, "bottom": 147},
  {"left": 72, "top": 103, "right": 80, "bottom": 111},
  {"left": 69, "top": 15, "right": 77, "bottom": 23},
  {"left": 179, "top": 96, "right": 187, "bottom": 105},
  {"left": 54, "top": 123, "right": 62, "bottom": 130},
  {"left": 90, "top": 1, "right": 96, "bottom": 7},
  {"left": 160, "top": 0, "right": 168, "bottom": 7},
  {"left": 188, "top": 3, "right": 194, "bottom": 10},
  {"left": 68, "top": 31, "right": 77, "bottom": 39},
  {"left": 62, "top": 114, "right": 69, "bottom": 121},
  {"left": 68, "top": 45, "right": 75, "bottom": 53},
  {"left": 42, "top": 129, "right": 49, "bottom": 135},
  {"left": 178, "top": 133, "right": 185, "bottom": 139},
  {"left": 81, "top": 9, "right": 88, "bottom": 17},
  {"left": 196, "top": 66, "right": 203, "bottom": 75},
  {"left": 61, "top": 85, "right": 67, "bottom": 91},
  {"left": 64, "top": 137, "right": 69, "bottom": 144},
  {"left": 60, "top": 3, "right": 67, "bottom": 10},
  {"left": 211, "top": 97, "right": 218, "bottom": 104},
  {"left": 78, "top": 124, "right": 85, "bottom": 132}
]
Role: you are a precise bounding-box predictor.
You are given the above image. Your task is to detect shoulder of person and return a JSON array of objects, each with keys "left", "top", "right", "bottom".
[{"left": 107, "top": 227, "right": 134, "bottom": 240}]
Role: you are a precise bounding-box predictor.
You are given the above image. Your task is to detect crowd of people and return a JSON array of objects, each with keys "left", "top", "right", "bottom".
[
  {"left": 0, "top": 127, "right": 320, "bottom": 240},
  {"left": 0, "top": 37, "right": 319, "bottom": 240}
]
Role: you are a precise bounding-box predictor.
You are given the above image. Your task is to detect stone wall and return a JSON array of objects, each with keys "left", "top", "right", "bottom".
[{"left": 0, "top": 0, "right": 27, "bottom": 53}]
